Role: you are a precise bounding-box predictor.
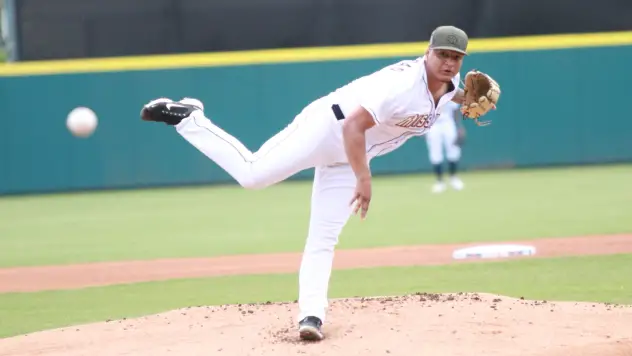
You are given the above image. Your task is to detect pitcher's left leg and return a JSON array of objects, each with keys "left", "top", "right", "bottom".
[
  {"left": 297, "top": 163, "right": 356, "bottom": 341},
  {"left": 141, "top": 97, "right": 335, "bottom": 190}
]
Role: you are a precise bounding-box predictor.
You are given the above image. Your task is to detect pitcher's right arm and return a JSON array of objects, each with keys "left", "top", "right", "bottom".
[
  {"left": 342, "top": 107, "right": 375, "bottom": 182},
  {"left": 342, "top": 106, "right": 377, "bottom": 219}
]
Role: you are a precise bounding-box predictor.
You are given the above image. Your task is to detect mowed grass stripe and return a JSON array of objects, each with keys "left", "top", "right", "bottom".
[{"left": 0, "top": 165, "right": 631, "bottom": 268}]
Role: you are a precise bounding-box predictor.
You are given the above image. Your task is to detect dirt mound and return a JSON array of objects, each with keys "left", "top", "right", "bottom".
[
  {"left": 2, "top": 293, "right": 631, "bottom": 356},
  {"left": 539, "top": 340, "right": 632, "bottom": 356}
]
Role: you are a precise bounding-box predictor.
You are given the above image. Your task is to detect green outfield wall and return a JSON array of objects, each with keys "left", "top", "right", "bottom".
[{"left": 1, "top": 35, "right": 631, "bottom": 195}]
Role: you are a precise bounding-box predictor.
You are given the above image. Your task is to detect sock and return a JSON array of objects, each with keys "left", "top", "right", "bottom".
[
  {"left": 433, "top": 164, "right": 443, "bottom": 181},
  {"left": 448, "top": 161, "right": 458, "bottom": 176}
]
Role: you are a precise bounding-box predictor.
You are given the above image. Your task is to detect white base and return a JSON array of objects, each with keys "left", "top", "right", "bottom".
[{"left": 452, "top": 244, "right": 537, "bottom": 260}]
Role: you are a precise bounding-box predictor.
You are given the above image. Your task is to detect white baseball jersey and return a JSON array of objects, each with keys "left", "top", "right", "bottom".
[{"left": 327, "top": 56, "right": 461, "bottom": 161}]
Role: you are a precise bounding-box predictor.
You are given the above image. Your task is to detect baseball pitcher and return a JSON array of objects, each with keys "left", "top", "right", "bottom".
[{"left": 139, "top": 25, "right": 500, "bottom": 341}]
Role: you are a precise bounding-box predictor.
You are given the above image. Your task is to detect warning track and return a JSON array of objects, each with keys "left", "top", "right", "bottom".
[{"left": 0, "top": 234, "right": 630, "bottom": 293}]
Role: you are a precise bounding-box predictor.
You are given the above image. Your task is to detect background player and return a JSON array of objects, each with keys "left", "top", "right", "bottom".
[
  {"left": 139, "top": 25, "right": 499, "bottom": 342},
  {"left": 425, "top": 100, "right": 466, "bottom": 193}
]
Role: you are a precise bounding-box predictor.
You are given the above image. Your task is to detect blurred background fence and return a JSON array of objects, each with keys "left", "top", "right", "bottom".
[
  {"left": 3, "top": 0, "right": 631, "bottom": 61},
  {"left": 0, "top": 0, "right": 631, "bottom": 195}
]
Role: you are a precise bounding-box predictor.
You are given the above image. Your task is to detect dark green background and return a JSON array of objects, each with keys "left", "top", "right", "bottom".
[
  {"left": 1, "top": 45, "right": 631, "bottom": 195},
  {"left": 13, "top": 0, "right": 630, "bottom": 60}
]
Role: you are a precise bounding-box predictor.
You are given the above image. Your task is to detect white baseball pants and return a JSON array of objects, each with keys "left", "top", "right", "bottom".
[
  {"left": 426, "top": 120, "right": 461, "bottom": 164},
  {"left": 174, "top": 101, "right": 355, "bottom": 323}
]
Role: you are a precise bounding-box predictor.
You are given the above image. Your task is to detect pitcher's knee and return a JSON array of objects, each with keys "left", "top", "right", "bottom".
[
  {"left": 305, "top": 228, "right": 342, "bottom": 250},
  {"left": 239, "top": 175, "right": 272, "bottom": 190},
  {"left": 239, "top": 177, "right": 262, "bottom": 190}
]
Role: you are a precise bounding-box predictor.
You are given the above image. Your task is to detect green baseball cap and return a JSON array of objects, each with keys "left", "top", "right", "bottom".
[{"left": 429, "top": 25, "right": 469, "bottom": 55}]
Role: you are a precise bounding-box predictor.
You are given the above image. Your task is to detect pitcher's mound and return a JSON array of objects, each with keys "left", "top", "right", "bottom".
[{"left": 2, "top": 293, "right": 632, "bottom": 356}]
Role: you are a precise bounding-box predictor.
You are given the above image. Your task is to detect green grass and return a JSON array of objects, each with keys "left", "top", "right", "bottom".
[
  {"left": 0, "top": 253, "right": 630, "bottom": 338},
  {"left": 0, "top": 165, "right": 631, "bottom": 267}
]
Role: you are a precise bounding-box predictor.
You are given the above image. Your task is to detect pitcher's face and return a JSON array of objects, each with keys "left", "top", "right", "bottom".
[{"left": 426, "top": 49, "right": 464, "bottom": 82}]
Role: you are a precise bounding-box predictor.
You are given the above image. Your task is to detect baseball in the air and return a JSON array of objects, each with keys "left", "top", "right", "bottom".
[{"left": 66, "top": 107, "right": 98, "bottom": 138}]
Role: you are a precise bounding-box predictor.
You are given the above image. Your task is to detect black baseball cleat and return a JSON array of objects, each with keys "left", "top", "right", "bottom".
[
  {"left": 140, "top": 98, "right": 200, "bottom": 126},
  {"left": 298, "top": 316, "right": 324, "bottom": 341}
]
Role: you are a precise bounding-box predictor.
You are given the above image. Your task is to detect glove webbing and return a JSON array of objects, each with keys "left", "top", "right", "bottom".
[{"left": 460, "top": 78, "right": 492, "bottom": 127}]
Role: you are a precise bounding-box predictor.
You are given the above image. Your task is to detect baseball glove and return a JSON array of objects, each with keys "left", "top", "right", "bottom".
[{"left": 460, "top": 70, "right": 501, "bottom": 126}]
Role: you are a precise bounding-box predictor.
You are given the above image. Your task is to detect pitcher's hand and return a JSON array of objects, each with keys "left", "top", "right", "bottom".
[{"left": 350, "top": 176, "right": 372, "bottom": 220}]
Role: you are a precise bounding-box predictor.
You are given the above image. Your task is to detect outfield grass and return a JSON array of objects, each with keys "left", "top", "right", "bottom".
[
  {"left": 0, "top": 165, "right": 631, "bottom": 267},
  {"left": 0, "top": 253, "right": 630, "bottom": 338}
]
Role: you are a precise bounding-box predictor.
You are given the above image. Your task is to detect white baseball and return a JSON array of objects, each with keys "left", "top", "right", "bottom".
[{"left": 66, "top": 107, "right": 98, "bottom": 138}]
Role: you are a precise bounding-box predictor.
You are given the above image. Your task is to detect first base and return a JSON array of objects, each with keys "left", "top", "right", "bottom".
[{"left": 452, "top": 244, "right": 536, "bottom": 260}]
